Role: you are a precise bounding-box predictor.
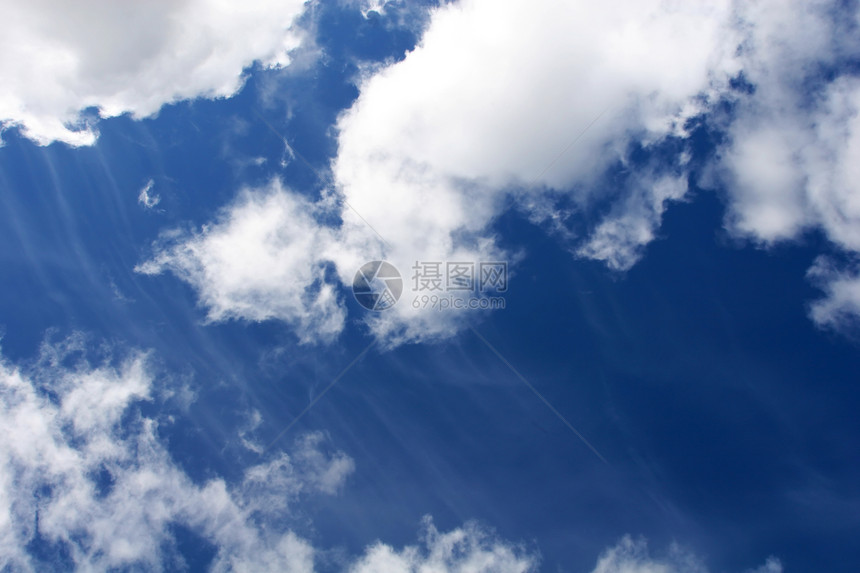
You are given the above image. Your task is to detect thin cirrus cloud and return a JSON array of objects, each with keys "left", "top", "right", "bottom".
[
  {"left": 0, "top": 337, "right": 782, "bottom": 571},
  {"left": 0, "top": 0, "right": 310, "bottom": 146},
  {"left": 334, "top": 0, "right": 860, "bottom": 336}
]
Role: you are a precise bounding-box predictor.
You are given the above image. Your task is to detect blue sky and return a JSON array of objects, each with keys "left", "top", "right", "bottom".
[{"left": 1, "top": 0, "right": 859, "bottom": 571}]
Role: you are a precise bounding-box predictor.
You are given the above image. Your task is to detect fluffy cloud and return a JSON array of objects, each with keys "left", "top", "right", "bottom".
[
  {"left": 590, "top": 537, "right": 781, "bottom": 573},
  {"left": 714, "top": 1, "right": 860, "bottom": 329},
  {"left": 350, "top": 516, "right": 536, "bottom": 573},
  {"left": 0, "top": 0, "right": 309, "bottom": 146},
  {"left": 721, "top": 0, "right": 860, "bottom": 244},
  {"left": 0, "top": 333, "right": 537, "bottom": 572},
  {"left": 0, "top": 335, "right": 787, "bottom": 572},
  {"left": 138, "top": 179, "right": 161, "bottom": 209},
  {"left": 136, "top": 181, "right": 346, "bottom": 344},
  {"left": 577, "top": 174, "right": 689, "bottom": 271},
  {"left": 591, "top": 537, "right": 706, "bottom": 573},
  {"left": 0, "top": 335, "right": 352, "bottom": 571},
  {"left": 6, "top": 0, "right": 859, "bottom": 340},
  {"left": 137, "top": 178, "right": 498, "bottom": 346},
  {"left": 350, "top": 532, "right": 783, "bottom": 573},
  {"left": 806, "top": 257, "right": 860, "bottom": 332},
  {"left": 331, "top": 0, "right": 738, "bottom": 275}
]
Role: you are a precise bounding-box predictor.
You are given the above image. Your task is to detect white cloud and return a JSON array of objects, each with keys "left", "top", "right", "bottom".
[
  {"left": 138, "top": 179, "right": 161, "bottom": 209},
  {"left": 136, "top": 181, "right": 346, "bottom": 344},
  {"left": 578, "top": 174, "right": 688, "bottom": 271},
  {"left": 332, "top": 0, "right": 738, "bottom": 270},
  {"left": 334, "top": 0, "right": 737, "bottom": 339},
  {"left": 0, "top": 0, "right": 309, "bottom": 146},
  {"left": 239, "top": 408, "right": 266, "bottom": 454},
  {"left": 330, "top": 0, "right": 860, "bottom": 340},
  {"left": 349, "top": 516, "right": 537, "bottom": 573},
  {"left": 0, "top": 334, "right": 537, "bottom": 571},
  {"left": 590, "top": 537, "right": 781, "bottom": 573},
  {"left": 141, "top": 0, "right": 741, "bottom": 345},
  {"left": 336, "top": 0, "right": 860, "bottom": 337},
  {"left": 807, "top": 257, "right": 860, "bottom": 332},
  {"left": 0, "top": 336, "right": 352, "bottom": 571},
  {"left": 135, "top": 0, "right": 860, "bottom": 342},
  {"left": 718, "top": 1, "right": 849, "bottom": 245},
  {"left": 357, "top": 0, "right": 390, "bottom": 18},
  {"left": 137, "top": 178, "right": 498, "bottom": 346},
  {"left": 748, "top": 557, "right": 784, "bottom": 573},
  {"left": 5, "top": 0, "right": 858, "bottom": 339},
  {"left": 349, "top": 530, "right": 783, "bottom": 573},
  {"left": 0, "top": 335, "right": 789, "bottom": 572},
  {"left": 591, "top": 537, "right": 706, "bottom": 573},
  {"left": 713, "top": 0, "right": 860, "bottom": 331}
]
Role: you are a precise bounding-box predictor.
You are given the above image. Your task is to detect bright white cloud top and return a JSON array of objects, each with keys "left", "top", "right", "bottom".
[{"left": 0, "top": 0, "right": 309, "bottom": 146}]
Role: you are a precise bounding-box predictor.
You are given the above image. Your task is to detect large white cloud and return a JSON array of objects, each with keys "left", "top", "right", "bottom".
[
  {"left": 142, "top": 0, "right": 741, "bottom": 345},
  {"left": 0, "top": 0, "right": 309, "bottom": 146},
  {"left": 717, "top": 0, "right": 843, "bottom": 244},
  {"left": 350, "top": 532, "right": 783, "bottom": 573}
]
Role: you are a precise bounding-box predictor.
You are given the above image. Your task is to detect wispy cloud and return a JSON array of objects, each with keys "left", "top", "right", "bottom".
[
  {"left": 137, "top": 179, "right": 160, "bottom": 209},
  {"left": 349, "top": 516, "right": 536, "bottom": 573}
]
